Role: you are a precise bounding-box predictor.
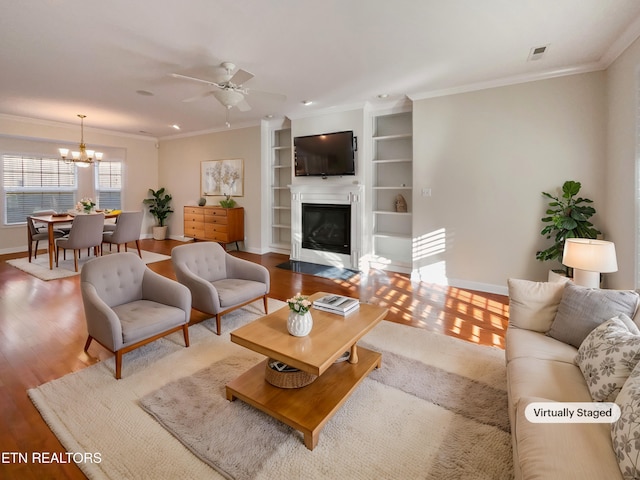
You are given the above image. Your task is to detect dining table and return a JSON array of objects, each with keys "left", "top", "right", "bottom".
[{"left": 27, "top": 211, "right": 120, "bottom": 270}]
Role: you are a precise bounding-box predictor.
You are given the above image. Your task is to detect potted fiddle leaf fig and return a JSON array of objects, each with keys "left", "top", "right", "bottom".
[
  {"left": 535, "top": 180, "right": 601, "bottom": 273},
  {"left": 143, "top": 187, "right": 173, "bottom": 240}
]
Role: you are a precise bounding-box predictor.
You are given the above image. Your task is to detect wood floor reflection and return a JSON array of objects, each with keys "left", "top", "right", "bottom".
[{"left": 0, "top": 239, "right": 508, "bottom": 479}]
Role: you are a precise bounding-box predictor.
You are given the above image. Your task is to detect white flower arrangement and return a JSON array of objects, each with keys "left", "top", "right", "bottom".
[
  {"left": 77, "top": 197, "right": 96, "bottom": 213},
  {"left": 286, "top": 293, "right": 312, "bottom": 315}
]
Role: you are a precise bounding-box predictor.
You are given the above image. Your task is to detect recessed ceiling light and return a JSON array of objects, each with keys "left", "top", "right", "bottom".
[
  {"left": 265, "top": 114, "right": 274, "bottom": 119},
  {"left": 302, "top": 100, "right": 313, "bottom": 106},
  {"left": 377, "top": 94, "right": 389, "bottom": 99},
  {"left": 172, "top": 124, "right": 180, "bottom": 130},
  {"left": 136, "top": 90, "right": 154, "bottom": 96}
]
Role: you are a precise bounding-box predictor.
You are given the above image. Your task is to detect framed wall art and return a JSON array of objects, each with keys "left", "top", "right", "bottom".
[{"left": 201, "top": 159, "right": 244, "bottom": 197}]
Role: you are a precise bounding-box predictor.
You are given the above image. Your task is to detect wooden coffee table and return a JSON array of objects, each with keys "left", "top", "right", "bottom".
[{"left": 226, "top": 292, "right": 388, "bottom": 450}]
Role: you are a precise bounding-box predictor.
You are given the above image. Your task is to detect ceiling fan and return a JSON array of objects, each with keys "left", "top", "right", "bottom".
[{"left": 172, "top": 62, "right": 267, "bottom": 113}]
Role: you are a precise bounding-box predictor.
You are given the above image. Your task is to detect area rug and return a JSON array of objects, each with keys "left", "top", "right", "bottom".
[
  {"left": 28, "top": 299, "right": 513, "bottom": 480},
  {"left": 276, "top": 259, "right": 360, "bottom": 281},
  {"left": 6, "top": 249, "right": 171, "bottom": 280}
]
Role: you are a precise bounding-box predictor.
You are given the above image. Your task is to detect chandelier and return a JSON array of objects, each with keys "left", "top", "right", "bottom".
[{"left": 58, "top": 114, "right": 103, "bottom": 168}]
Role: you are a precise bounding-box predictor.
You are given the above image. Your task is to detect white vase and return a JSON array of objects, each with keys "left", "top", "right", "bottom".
[{"left": 287, "top": 310, "right": 313, "bottom": 337}]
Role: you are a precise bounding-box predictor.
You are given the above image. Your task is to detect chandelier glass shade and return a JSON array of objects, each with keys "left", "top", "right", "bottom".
[{"left": 59, "top": 114, "right": 103, "bottom": 168}]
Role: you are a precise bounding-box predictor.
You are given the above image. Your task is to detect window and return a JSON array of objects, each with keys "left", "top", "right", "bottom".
[
  {"left": 96, "top": 161, "right": 122, "bottom": 210},
  {"left": 3, "top": 154, "right": 76, "bottom": 225}
]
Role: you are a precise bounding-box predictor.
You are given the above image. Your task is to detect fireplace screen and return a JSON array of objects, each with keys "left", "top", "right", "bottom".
[{"left": 301, "top": 203, "right": 351, "bottom": 255}]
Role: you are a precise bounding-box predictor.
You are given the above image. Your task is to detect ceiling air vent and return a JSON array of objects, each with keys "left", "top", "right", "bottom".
[{"left": 528, "top": 45, "right": 548, "bottom": 61}]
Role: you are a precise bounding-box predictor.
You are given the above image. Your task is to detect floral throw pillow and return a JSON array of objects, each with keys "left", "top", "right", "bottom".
[
  {"left": 576, "top": 315, "right": 640, "bottom": 402},
  {"left": 612, "top": 360, "right": 640, "bottom": 479}
]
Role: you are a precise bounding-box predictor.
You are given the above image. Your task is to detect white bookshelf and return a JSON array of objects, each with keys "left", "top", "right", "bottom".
[
  {"left": 270, "top": 127, "right": 292, "bottom": 252},
  {"left": 371, "top": 111, "right": 413, "bottom": 272}
]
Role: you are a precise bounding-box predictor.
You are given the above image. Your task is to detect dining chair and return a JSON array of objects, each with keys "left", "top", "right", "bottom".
[
  {"left": 56, "top": 213, "right": 105, "bottom": 272},
  {"left": 102, "top": 211, "right": 144, "bottom": 257},
  {"left": 27, "top": 216, "right": 65, "bottom": 262}
]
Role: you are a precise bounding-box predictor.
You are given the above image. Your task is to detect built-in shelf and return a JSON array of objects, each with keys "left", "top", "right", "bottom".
[
  {"left": 370, "top": 110, "right": 412, "bottom": 273},
  {"left": 270, "top": 125, "right": 292, "bottom": 253}
]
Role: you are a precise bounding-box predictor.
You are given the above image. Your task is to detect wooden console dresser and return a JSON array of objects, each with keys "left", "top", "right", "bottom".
[{"left": 183, "top": 206, "right": 244, "bottom": 250}]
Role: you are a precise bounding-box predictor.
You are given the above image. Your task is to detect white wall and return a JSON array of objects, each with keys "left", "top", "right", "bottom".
[
  {"left": 605, "top": 36, "right": 640, "bottom": 290},
  {"left": 0, "top": 115, "right": 158, "bottom": 254},
  {"left": 412, "top": 72, "right": 607, "bottom": 293},
  {"left": 157, "top": 126, "right": 263, "bottom": 252}
]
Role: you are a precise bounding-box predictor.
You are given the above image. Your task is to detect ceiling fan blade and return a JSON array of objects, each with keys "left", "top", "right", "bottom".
[
  {"left": 182, "top": 91, "right": 215, "bottom": 103},
  {"left": 236, "top": 98, "right": 252, "bottom": 112},
  {"left": 229, "top": 68, "right": 254, "bottom": 86},
  {"left": 171, "top": 72, "right": 221, "bottom": 87}
]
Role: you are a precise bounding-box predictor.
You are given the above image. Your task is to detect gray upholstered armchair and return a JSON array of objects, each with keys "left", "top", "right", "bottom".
[
  {"left": 171, "top": 242, "right": 270, "bottom": 335},
  {"left": 80, "top": 252, "right": 191, "bottom": 379}
]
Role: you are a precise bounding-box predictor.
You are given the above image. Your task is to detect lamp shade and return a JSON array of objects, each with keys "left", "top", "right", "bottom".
[{"left": 562, "top": 238, "right": 618, "bottom": 273}]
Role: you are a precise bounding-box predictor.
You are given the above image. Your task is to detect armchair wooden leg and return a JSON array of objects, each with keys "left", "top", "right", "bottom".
[
  {"left": 73, "top": 250, "right": 79, "bottom": 272},
  {"left": 182, "top": 324, "right": 190, "bottom": 347},
  {"left": 215, "top": 314, "right": 221, "bottom": 336},
  {"left": 263, "top": 295, "right": 268, "bottom": 314},
  {"left": 135, "top": 240, "right": 142, "bottom": 258},
  {"left": 84, "top": 336, "right": 93, "bottom": 352},
  {"left": 115, "top": 351, "right": 123, "bottom": 380}
]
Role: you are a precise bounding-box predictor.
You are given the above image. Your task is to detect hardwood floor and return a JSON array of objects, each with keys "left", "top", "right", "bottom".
[{"left": 0, "top": 239, "right": 509, "bottom": 479}]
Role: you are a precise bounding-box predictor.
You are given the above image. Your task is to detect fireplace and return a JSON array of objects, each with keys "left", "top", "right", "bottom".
[
  {"left": 302, "top": 203, "right": 351, "bottom": 255},
  {"left": 289, "top": 184, "right": 363, "bottom": 270}
]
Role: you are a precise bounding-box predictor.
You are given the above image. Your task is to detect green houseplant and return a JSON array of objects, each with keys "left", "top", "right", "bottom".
[
  {"left": 535, "top": 180, "right": 600, "bottom": 271},
  {"left": 143, "top": 187, "right": 174, "bottom": 240}
]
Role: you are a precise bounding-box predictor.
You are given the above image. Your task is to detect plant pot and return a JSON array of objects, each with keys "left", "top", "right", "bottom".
[
  {"left": 287, "top": 310, "right": 313, "bottom": 337},
  {"left": 152, "top": 226, "right": 168, "bottom": 240}
]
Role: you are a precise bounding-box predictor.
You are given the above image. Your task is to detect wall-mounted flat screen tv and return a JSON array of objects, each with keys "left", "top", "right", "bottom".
[{"left": 294, "top": 130, "right": 356, "bottom": 177}]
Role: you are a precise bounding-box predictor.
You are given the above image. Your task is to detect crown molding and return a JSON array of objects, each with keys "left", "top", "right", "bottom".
[
  {"left": 600, "top": 13, "right": 640, "bottom": 67},
  {"left": 0, "top": 113, "right": 158, "bottom": 142},
  {"left": 408, "top": 62, "right": 604, "bottom": 101},
  {"left": 158, "top": 119, "right": 261, "bottom": 140}
]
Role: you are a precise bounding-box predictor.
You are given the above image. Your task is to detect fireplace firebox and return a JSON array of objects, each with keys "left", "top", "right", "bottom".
[{"left": 301, "top": 203, "right": 351, "bottom": 255}]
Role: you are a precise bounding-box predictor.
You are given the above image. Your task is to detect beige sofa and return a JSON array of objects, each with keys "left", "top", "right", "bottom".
[{"left": 506, "top": 279, "right": 640, "bottom": 480}]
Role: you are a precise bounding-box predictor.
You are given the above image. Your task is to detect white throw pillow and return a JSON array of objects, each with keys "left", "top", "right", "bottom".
[
  {"left": 612, "top": 360, "right": 640, "bottom": 478},
  {"left": 576, "top": 315, "right": 640, "bottom": 402},
  {"left": 507, "top": 278, "right": 568, "bottom": 332}
]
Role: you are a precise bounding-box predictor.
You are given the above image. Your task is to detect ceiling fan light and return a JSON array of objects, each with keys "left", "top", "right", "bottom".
[{"left": 214, "top": 89, "right": 244, "bottom": 107}]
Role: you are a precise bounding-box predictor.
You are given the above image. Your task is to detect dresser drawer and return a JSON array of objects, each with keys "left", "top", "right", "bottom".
[
  {"left": 205, "top": 208, "right": 228, "bottom": 218},
  {"left": 184, "top": 213, "right": 204, "bottom": 224},
  {"left": 204, "top": 214, "right": 228, "bottom": 225},
  {"left": 184, "top": 207, "right": 203, "bottom": 216},
  {"left": 185, "top": 225, "right": 205, "bottom": 238},
  {"left": 205, "top": 224, "right": 228, "bottom": 236},
  {"left": 209, "top": 232, "right": 230, "bottom": 243}
]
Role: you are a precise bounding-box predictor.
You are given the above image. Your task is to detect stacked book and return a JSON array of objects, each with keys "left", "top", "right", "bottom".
[{"left": 313, "top": 294, "right": 360, "bottom": 316}]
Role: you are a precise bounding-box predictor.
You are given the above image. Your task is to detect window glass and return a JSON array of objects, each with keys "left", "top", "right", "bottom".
[
  {"left": 96, "top": 161, "right": 122, "bottom": 210},
  {"left": 3, "top": 154, "right": 77, "bottom": 224}
]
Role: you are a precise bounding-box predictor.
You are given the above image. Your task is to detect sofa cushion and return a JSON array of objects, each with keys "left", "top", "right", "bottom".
[
  {"left": 547, "top": 284, "right": 639, "bottom": 348},
  {"left": 507, "top": 356, "right": 592, "bottom": 406},
  {"left": 507, "top": 278, "right": 568, "bottom": 332},
  {"left": 612, "top": 361, "right": 640, "bottom": 479},
  {"left": 506, "top": 327, "right": 578, "bottom": 365},
  {"left": 576, "top": 315, "right": 640, "bottom": 402},
  {"left": 514, "top": 396, "right": 623, "bottom": 480}
]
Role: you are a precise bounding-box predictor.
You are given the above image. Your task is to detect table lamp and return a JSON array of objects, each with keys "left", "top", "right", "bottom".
[{"left": 562, "top": 238, "right": 618, "bottom": 288}]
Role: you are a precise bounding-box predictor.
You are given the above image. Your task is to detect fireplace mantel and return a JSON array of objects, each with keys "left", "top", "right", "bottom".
[{"left": 289, "top": 184, "right": 364, "bottom": 270}]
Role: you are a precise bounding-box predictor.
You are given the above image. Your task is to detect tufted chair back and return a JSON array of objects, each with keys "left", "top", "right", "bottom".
[
  {"left": 81, "top": 251, "right": 145, "bottom": 307},
  {"left": 172, "top": 241, "right": 228, "bottom": 283}
]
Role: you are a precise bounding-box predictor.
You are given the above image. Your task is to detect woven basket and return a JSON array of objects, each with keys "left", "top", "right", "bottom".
[{"left": 265, "top": 360, "right": 317, "bottom": 389}]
